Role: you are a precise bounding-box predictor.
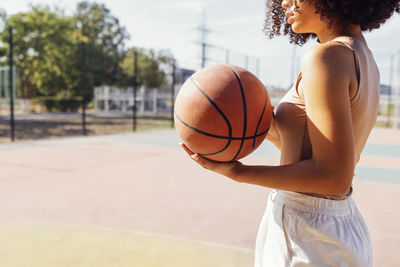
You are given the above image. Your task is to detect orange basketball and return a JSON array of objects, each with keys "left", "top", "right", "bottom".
[{"left": 174, "top": 64, "right": 273, "bottom": 162}]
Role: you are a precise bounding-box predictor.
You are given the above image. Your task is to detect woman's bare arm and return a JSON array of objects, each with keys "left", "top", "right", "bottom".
[{"left": 183, "top": 43, "right": 356, "bottom": 196}]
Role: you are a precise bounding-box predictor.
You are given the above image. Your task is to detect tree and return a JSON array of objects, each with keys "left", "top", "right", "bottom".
[
  {"left": 0, "top": 6, "right": 75, "bottom": 98},
  {"left": 73, "top": 1, "right": 129, "bottom": 95},
  {"left": 119, "top": 48, "right": 175, "bottom": 88},
  {"left": 0, "top": 1, "right": 175, "bottom": 104}
]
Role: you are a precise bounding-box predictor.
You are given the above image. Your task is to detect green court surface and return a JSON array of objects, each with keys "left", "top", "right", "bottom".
[{"left": 0, "top": 221, "right": 253, "bottom": 267}]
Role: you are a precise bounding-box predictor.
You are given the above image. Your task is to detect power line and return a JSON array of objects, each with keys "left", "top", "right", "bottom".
[{"left": 196, "top": 10, "right": 263, "bottom": 73}]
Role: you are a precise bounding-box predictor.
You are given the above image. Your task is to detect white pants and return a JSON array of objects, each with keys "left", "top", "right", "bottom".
[{"left": 254, "top": 190, "right": 372, "bottom": 267}]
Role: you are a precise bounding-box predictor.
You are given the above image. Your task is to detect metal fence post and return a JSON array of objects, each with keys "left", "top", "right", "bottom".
[
  {"left": 394, "top": 86, "right": 399, "bottom": 129},
  {"left": 395, "top": 51, "right": 400, "bottom": 129},
  {"left": 133, "top": 50, "right": 138, "bottom": 132},
  {"left": 386, "top": 54, "right": 394, "bottom": 127},
  {"left": 170, "top": 60, "right": 176, "bottom": 128},
  {"left": 9, "top": 27, "right": 15, "bottom": 142},
  {"left": 81, "top": 42, "right": 87, "bottom": 136}
]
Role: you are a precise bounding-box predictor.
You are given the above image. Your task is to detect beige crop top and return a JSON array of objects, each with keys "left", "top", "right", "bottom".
[{"left": 276, "top": 36, "right": 380, "bottom": 200}]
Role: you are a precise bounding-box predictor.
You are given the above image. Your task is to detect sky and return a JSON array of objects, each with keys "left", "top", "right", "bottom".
[{"left": 1, "top": 0, "right": 400, "bottom": 88}]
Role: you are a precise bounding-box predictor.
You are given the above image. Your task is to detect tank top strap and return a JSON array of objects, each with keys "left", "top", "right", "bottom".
[{"left": 328, "top": 36, "right": 362, "bottom": 111}]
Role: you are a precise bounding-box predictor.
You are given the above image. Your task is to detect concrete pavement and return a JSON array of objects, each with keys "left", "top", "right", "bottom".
[{"left": 0, "top": 127, "right": 399, "bottom": 266}]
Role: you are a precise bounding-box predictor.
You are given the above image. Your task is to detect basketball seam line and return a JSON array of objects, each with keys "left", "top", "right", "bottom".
[
  {"left": 229, "top": 66, "right": 247, "bottom": 162},
  {"left": 174, "top": 69, "right": 270, "bottom": 161},
  {"left": 253, "top": 89, "right": 268, "bottom": 148},
  {"left": 188, "top": 77, "right": 232, "bottom": 156},
  {"left": 174, "top": 112, "right": 269, "bottom": 140}
]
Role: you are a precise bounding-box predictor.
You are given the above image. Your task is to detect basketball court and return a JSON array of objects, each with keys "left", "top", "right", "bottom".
[{"left": 0, "top": 128, "right": 399, "bottom": 266}]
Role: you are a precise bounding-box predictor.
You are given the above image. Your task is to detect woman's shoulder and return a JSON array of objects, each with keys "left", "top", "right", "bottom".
[
  {"left": 300, "top": 42, "right": 356, "bottom": 79},
  {"left": 302, "top": 42, "right": 355, "bottom": 68}
]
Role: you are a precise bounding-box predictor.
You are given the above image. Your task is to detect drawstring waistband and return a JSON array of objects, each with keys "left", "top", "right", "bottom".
[{"left": 270, "top": 190, "right": 356, "bottom": 216}]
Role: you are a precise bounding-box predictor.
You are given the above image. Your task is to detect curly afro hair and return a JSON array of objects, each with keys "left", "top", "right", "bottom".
[{"left": 264, "top": 0, "right": 400, "bottom": 45}]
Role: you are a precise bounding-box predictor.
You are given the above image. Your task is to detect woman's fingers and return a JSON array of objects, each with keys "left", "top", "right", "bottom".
[
  {"left": 190, "top": 153, "right": 212, "bottom": 169},
  {"left": 179, "top": 142, "right": 242, "bottom": 180},
  {"left": 180, "top": 142, "right": 194, "bottom": 156},
  {"left": 179, "top": 142, "right": 213, "bottom": 169}
]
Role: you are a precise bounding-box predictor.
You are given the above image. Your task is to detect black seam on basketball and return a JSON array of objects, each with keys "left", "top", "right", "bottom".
[
  {"left": 229, "top": 66, "right": 247, "bottom": 162},
  {"left": 189, "top": 77, "right": 232, "bottom": 155},
  {"left": 174, "top": 112, "right": 230, "bottom": 156},
  {"left": 175, "top": 71, "right": 271, "bottom": 160},
  {"left": 174, "top": 111, "right": 268, "bottom": 140},
  {"left": 253, "top": 89, "right": 268, "bottom": 148},
  {"left": 190, "top": 77, "right": 233, "bottom": 139}
]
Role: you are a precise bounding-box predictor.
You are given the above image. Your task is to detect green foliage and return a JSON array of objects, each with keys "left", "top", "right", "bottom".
[
  {"left": 0, "top": 1, "right": 175, "bottom": 103},
  {"left": 119, "top": 48, "right": 175, "bottom": 88},
  {"left": 73, "top": 1, "right": 129, "bottom": 95},
  {"left": 0, "top": 43, "right": 6, "bottom": 60},
  {"left": 0, "top": 6, "right": 76, "bottom": 97},
  {"left": 34, "top": 95, "right": 83, "bottom": 112}
]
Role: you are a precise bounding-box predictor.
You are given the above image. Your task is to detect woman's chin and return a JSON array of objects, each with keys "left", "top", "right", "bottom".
[
  {"left": 291, "top": 23, "right": 303, "bottom": 33},
  {"left": 290, "top": 23, "right": 316, "bottom": 35},
  {"left": 290, "top": 23, "right": 300, "bottom": 33},
  {"left": 291, "top": 25, "right": 309, "bottom": 34}
]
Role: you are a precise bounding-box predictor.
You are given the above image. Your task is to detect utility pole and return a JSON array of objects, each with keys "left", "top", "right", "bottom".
[
  {"left": 394, "top": 50, "right": 400, "bottom": 129},
  {"left": 198, "top": 8, "right": 210, "bottom": 68}
]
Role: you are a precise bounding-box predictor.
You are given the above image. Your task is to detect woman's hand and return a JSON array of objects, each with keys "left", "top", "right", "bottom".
[{"left": 180, "top": 143, "right": 244, "bottom": 182}]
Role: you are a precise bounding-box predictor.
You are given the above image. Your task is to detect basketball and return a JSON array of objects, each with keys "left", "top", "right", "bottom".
[{"left": 174, "top": 64, "right": 273, "bottom": 162}]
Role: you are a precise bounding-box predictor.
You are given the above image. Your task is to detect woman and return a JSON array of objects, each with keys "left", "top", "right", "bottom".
[{"left": 182, "top": 0, "right": 400, "bottom": 266}]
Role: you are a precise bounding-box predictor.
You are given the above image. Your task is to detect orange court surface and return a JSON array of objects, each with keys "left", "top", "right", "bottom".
[{"left": 0, "top": 127, "right": 399, "bottom": 266}]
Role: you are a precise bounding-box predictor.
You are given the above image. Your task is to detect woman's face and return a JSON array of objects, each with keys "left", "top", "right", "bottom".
[{"left": 281, "top": 0, "right": 324, "bottom": 34}]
